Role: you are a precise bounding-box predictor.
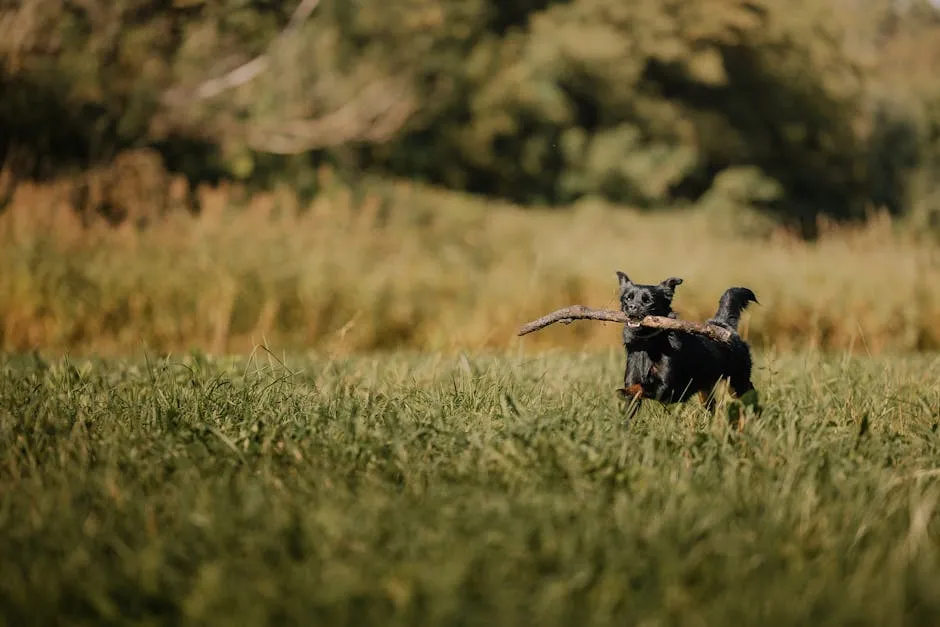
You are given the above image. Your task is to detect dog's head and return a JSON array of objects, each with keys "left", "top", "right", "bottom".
[{"left": 616, "top": 271, "right": 683, "bottom": 327}]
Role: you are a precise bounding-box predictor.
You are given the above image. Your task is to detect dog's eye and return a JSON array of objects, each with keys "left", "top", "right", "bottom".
[
  {"left": 626, "top": 293, "right": 634, "bottom": 301},
  {"left": 642, "top": 294, "right": 651, "bottom": 304}
]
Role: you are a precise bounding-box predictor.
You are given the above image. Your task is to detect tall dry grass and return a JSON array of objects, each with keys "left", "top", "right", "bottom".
[{"left": 2, "top": 174, "right": 939, "bottom": 356}]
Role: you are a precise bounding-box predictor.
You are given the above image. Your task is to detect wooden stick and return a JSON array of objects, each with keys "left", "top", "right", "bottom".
[{"left": 517, "top": 305, "right": 734, "bottom": 343}]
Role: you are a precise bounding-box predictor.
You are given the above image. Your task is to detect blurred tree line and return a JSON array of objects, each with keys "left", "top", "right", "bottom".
[{"left": 1, "top": 0, "right": 939, "bottom": 236}]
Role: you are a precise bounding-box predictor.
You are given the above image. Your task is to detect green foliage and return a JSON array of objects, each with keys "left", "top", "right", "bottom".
[
  {"left": 1, "top": 351, "right": 940, "bottom": 624},
  {"left": 870, "top": 9, "right": 940, "bottom": 239},
  {"left": 2, "top": 0, "right": 940, "bottom": 232},
  {"left": 385, "top": 0, "right": 877, "bottom": 224}
]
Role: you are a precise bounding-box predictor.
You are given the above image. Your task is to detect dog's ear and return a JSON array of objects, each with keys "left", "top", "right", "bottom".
[
  {"left": 659, "top": 277, "right": 683, "bottom": 296},
  {"left": 616, "top": 271, "right": 632, "bottom": 290}
]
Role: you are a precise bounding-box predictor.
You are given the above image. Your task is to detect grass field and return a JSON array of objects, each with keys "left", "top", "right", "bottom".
[
  {"left": 2, "top": 348, "right": 939, "bottom": 626},
  {"left": 3, "top": 179, "right": 940, "bottom": 355}
]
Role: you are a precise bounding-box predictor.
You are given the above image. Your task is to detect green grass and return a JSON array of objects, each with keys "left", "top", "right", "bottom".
[{"left": 2, "top": 349, "right": 939, "bottom": 626}]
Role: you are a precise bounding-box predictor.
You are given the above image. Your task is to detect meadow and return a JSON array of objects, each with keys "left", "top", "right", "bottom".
[
  {"left": 4, "top": 1, "right": 940, "bottom": 621},
  {"left": 3, "top": 179, "right": 940, "bottom": 625},
  {"left": 1, "top": 348, "right": 939, "bottom": 626},
  {"left": 2, "top": 177, "right": 940, "bottom": 356}
]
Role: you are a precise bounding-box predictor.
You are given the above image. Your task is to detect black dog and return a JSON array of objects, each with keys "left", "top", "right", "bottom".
[{"left": 614, "top": 271, "right": 758, "bottom": 420}]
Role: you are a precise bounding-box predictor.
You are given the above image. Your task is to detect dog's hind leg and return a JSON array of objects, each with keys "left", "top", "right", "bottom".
[{"left": 729, "top": 376, "right": 762, "bottom": 423}]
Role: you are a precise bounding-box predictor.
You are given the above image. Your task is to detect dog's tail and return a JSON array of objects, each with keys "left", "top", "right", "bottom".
[{"left": 707, "top": 287, "right": 758, "bottom": 332}]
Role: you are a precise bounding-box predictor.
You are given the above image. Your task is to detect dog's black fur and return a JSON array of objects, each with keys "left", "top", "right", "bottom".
[{"left": 614, "top": 271, "right": 758, "bottom": 419}]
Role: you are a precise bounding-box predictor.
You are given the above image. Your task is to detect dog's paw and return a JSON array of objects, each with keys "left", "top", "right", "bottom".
[
  {"left": 739, "top": 389, "right": 763, "bottom": 416},
  {"left": 727, "top": 389, "right": 762, "bottom": 430}
]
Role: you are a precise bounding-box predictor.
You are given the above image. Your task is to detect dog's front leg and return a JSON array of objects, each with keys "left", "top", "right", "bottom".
[
  {"left": 698, "top": 390, "right": 717, "bottom": 414},
  {"left": 617, "top": 383, "right": 645, "bottom": 422}
]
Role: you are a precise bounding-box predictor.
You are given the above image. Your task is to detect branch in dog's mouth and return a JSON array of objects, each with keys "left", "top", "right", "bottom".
[{"left": 517, "top": 305, "right": 734, "bottom": 343}]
